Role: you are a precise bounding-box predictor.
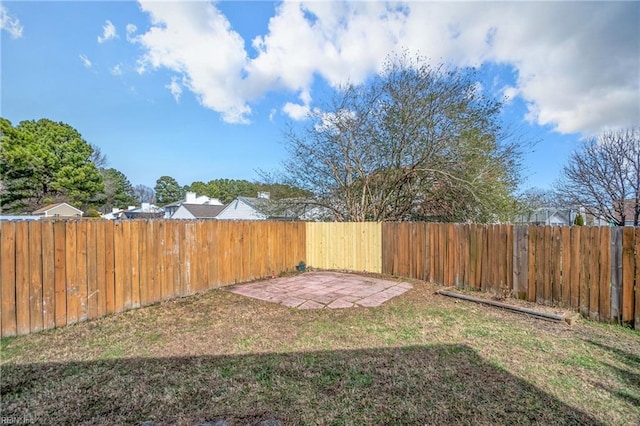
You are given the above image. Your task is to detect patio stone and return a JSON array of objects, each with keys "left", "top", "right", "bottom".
[{"left": 226, "top": 272, "right": 412, "bottom": 310}]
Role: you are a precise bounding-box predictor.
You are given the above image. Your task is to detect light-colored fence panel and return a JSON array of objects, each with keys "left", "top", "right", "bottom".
[{"left": 306, "top": 222, "right": 382, "bottom": 273}]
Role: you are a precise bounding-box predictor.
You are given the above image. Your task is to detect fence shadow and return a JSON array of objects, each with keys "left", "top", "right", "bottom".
[{"left": 2, "top": 344, "right": 602, "bottom": 425}]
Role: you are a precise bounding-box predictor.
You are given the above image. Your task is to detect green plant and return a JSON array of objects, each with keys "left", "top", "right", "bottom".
[{"left": 574, "top": 214, "right": 584, "bottom": 226}]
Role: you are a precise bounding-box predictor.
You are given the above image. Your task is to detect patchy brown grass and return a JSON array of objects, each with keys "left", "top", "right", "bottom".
[{"left": 1, "top": 276, "right": 639, "bottom": 425}]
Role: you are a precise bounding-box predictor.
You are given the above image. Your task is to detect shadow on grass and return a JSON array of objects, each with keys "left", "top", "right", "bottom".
[{"left": 1, "top": 344, "right": 601, "bottom": 425}]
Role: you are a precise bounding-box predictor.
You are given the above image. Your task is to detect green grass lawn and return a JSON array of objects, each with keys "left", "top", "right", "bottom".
[{"left": 1, "top": 276, "right": 639, "bottom": 425}]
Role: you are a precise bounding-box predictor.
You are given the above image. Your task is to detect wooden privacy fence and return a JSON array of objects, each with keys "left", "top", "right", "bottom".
[
  {"left": 0, "top": 220, "right": 305, "bottom": 337},
  {"left": 382, "top": 223, "right": 640, "bottom": 328},
  {"left": 1, "top": 220, "right": 639, "bottom": 337}
]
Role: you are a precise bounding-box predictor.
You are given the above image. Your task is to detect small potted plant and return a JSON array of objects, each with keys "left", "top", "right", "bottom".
[{"left": 296, "top": 261, "right": 306, "bottom": 272}]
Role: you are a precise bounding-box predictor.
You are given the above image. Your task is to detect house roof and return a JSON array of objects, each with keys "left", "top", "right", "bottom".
[
  {"left": 180, "top": 204, "right": 226, "bottom": 218},
  {"left": 32, "top": 202, "right": 82, "bottom": 214}
]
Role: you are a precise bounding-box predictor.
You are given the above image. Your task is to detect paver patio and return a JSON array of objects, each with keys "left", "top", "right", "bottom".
[{"left": 226, "top": 271, "right": 412, "bottom": 309}]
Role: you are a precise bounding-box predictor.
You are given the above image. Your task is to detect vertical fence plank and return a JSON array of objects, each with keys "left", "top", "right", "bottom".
[
  {"left": 130, "top": 221, "right": 141, "bottom": 308},
  {"left": 146, "top": 220, "right": 156, "bottom": 303},
  {"left": 138, "top": 221, "right": 148, "bottom": 306},
  {"left": 42, "top": 221, "right": 57, "bottom": 330},
  {"left": 622, "top": 227, "right": 635, "bottom": 325},
  {"left": 560, "top": 227, "right": 571, "bottom": 307},
  {"left": 86, "top": 220, "right": 98, "bottom": 320},
  {"left": 579, "top": 227, "right": 590, "bottom": 317},
  {"left": 551, "top": 227, "right": 562, "bottom": 305},
  {"left": 76, "top": 221, "right": 88, "bottom": 322},
  {"left": 53, "top": 221, "right": 67, "bottom": 327},
  {"left": 96, "top": 220, "right": 107, "bottom": 317},
  {"left": 570, "top": 226, "right": 581, "bottom": 310},
  {"left": 113, "top": 221, "right": 125, "bottom": 313},
  {"left": 598, "top": 227, "right": 611, "bottom": 323},
  {"left": 635, "top": 227, "right": 640, "bottom": 330},
  {"left": 610, "top": 227, "right": 622, "bottom": 323},
  {"left": 28, "top": 221, "right": 43, "bottom": 333},
  {"left": 104, "top": 220, "right": 115, "bottom": 315},
  {"left": 15, "top": 222, "right": 30, "bottom": 335},
  {"left": 1, "top": 222, "right": 17, "bottom": 337},
  {"left": 588, "top": 227, "right": 600, "bottom": 321},
  {"left": 65, "top": 221, "right": 78, "bottom": 325}
]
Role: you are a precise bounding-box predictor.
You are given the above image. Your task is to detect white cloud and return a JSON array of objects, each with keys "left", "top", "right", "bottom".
[
  {"left": 126, "top": 23, "right": 137, "bottom": 42},
  {"left": 1, "top": 6, "right": 23, "bottom": 39},
  {"left": 131, "top": 1, "right": 250, "bottom": 123},
  {"left": 98, "top": 20, "right": 117, "bottom": 43},
  {"left": 111, "top": 63, "right": 123, "bottom": 76},
  {"left": 282, "top": 102, "right": 310, "bottom": 121},
  {"left": 79, "top": 54, "right": 92, "bottom": 69},
  {"left": 131, "top": 1, "right": 639, "bottom": 134},
  {"left": 165, "top": 76, "right": 183, "bottom": 102}
]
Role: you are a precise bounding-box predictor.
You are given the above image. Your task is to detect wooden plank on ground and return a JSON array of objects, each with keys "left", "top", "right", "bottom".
[
  {"left": 41, "top": 221, "right": 55, "bottom": 331},
  {"left": 1, "top": 222, "right": 17, "bottom": 337},
  {"left": 621, "top": 227, "right": 635, "bottom": 324},
  {"left": 28, "top": 221, "right": 43, "bottom": 333}
]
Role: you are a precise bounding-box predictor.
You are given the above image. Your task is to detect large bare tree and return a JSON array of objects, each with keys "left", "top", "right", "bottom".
[
  {"left": 282, "top": 55, "right": 523, "bottom": 222},
  {"left": 557, "top": 128, "right": 640, "bottom": 226}
]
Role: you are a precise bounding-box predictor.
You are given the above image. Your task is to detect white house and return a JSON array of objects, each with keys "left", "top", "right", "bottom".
[
  {"left": 171, "top": 204, "right": 226, "bottom": 219},
  {"left": 164, "top": 192, "right": 223, "bottom": 218},
  {"left": 215, "top": 193, "right": 323, "bottom": 221}
]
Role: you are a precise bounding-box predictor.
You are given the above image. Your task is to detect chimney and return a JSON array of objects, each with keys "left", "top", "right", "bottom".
[
  {"left": 186, "top": 192, "right": 196, "bottom": 203},
  {"left": 141, "top": 202, "right": 150, "bottom": 211},
  {"left": 257, "top": 191, "right": 270, "bottom": 199}
]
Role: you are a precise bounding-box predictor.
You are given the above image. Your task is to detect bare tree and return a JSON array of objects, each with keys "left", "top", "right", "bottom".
[
  {"left": 557, "top": 128, "right": 640, "bottom": 226},
  {"left": 134, "top": 184, "right": 156, "bottom": 203},
  {"left": 282, "top": 54, "right": 523, "bottom": 222},
  {"left": 89, "top": 144, "right": 108, "bottom": 169}
]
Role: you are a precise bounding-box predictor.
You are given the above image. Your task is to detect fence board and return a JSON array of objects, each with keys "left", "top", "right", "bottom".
[
  {"left": 28, "top": 221, "right": 43, "bottom": 333},
  {"left": 635, "top": 227, "right": 640, "bottom": 330},
  {"left": 622, "top": 227, "right": 635, "bottom": 324},
  {"left": 551, "top": 227, "right": 561, "bottom": 304},
  {"left": 113, "top": 221, "right": 125, "bottom": 313},
  {"left": 96, "top": 219, "right": 107, "bottom": 317},
  {"left": 104, "top": 220, "right": 115, "bottom": 314},
  {"left": 15, "top": 222, "right": 30, "bottom": 335},
  {"left": 599, "top": 227, "right": 611, "bottom": 322},
  {"left": 53, "top": 221, "right": 67, "bottom": 327},
  {"left": 86, "top": 221, "right": 98, "bottom": 320},
  {"left": 1, "top": 222, "right": 17, "bottom": 337},
  {"left": 611, "top": 227, "right": 622, "bottom": 322},
  {"left": 570, "top": 227, "right": 581, "bottom": 310},
  {"left": 65, "top": 221, "right": 78, "bottom": 325},
  {"left": 130, "top": 221, "right": 141, "bottom": 308},
  {"left": 579, "top": 227, "right": 590, "bottom": 317},
  {"left": 560, "top": 227, "right": 571, "bottom": 307},
  {"left": 40, "top": 221, "right": 56, "bottom": 329},
  {"left": 588, "top": 227, "right": 600, "bottom": 321},
  {"left": 76, "top": 221, "right": 89, "bottom": 322}
]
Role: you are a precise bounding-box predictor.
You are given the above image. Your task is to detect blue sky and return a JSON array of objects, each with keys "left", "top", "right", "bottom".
[{"left": 2, "top": 1, "right": 638, "bottom": 192}]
